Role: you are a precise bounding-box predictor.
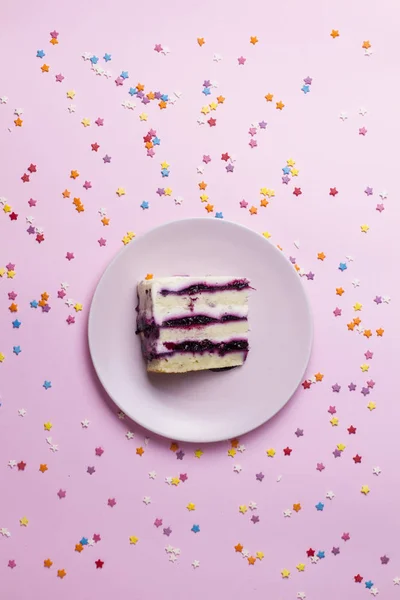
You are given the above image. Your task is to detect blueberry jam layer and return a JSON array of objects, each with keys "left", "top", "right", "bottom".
[
  {"left": 162, "top": 314, "right": 247, "bottom": 328},
  {"left": 160, "top": 278, "right": 250, "bottom": 296},
  {"left": 161, "top": 339, "right": 248, "bottom": 356}
]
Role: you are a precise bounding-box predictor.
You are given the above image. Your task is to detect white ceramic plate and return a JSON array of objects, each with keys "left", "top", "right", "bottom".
[{"left": 88, "top": 219, "right": 313, "bottom": 442}]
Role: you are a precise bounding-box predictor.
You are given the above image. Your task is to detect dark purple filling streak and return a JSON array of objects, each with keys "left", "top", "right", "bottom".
[
  {"left": 162, "top": 314, "right": 246, "bottom": 328},
  {"left": 150, "top": 339, "right": 249, "bottom": 360},
  {"left": 160, "top": 279, "right": 250, "bottom": 297}
]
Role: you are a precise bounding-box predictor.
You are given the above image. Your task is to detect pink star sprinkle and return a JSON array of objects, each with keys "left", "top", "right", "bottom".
[
  {"left": 83, "top": 181, "right": 92, "bottom": 190},
  {"left": 95, "top": 118, "right": 104, "bottom": 126},
  {"left": 66, "top": 252, "right": 74, "bottom": 261},
  {"left": 55, "top": 73, "right": 64, "bottom": 83},
  {"left": 107, "top": 498, "right": 116, "bottom": 507},
  {"left": 57, "top": 489, "right": 66, "bottom": 499},
  {"left": 66, "top": 315, "right": 75, "bottom": 325}
]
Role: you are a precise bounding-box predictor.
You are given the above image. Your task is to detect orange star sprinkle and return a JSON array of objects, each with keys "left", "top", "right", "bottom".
[
  {"left": 363, "top": 329, "right": 372, "bottom": 338},
  {"left": 14, "top": 118, "right": 23, "bottom": 127},
  {"left": 317, "top": 252, "right": 326, "bottom": 261},
  {"left": 75, "top": 544, "right": 84, "bottom": 553},
  {"left": 145, "top": 273, "right": 153, "bottom": 280},
  {"left": 43, "top": 559, "right": 53, "bottom": 568},
  {"left": 265, "top": 93, "right": 274, "bottom": 102},
  {"left": 159, "top": 100, "right": 167, "bottom": 110},
  {"left": 216, "top": 95, "right": 225, "bottom": 104},
  {"left": 170, "top": 442, "right": 179, "bottom": 452},
  {"left": 248, "top": 556, "right": 256, "bottom": 565},
  {"left": 230, "top": 438, "right": 240, "bottom": 448},
  {"left": 198, "top": 181, "right": 207, "bottom": 190},
  {"left": 147, "top": 91, "right": 155, "bottom": 100},
  {"left": 41, "top": 64, "right": 50, "bottom": 73},
  {"left": 353, "top": 317, "right": 361, "bottom": 326},
  {"left": 70, "top": 170, "right": 79, "bottom": 179},
  {"left": 276, "top": 101, "right": 285, "bottom": 110},
  {"left": 62, "top": 189, "right": 70, "bottom": 198},
  {"left": 39, "top": 464, "right": 48, "bottom": 473},
  {"left": 293, "top": 503, "right": 302, "bottom": 512},
  {"left": 197, "top": 38, "right": 205, "bottom": 46},
  {"left": 376, "top": 328, "right": 384, "bottom": 336},
  {"left": 136, "top": 83, "right": 145, "bottom": 92},
  {"left": 205, "top": 204, "right": 214, "bottom": 213},
  {"left": 362, "top": 40, "right": 371, "bottom": 49},
  {"left": 9, "top": 303, "right": 18, "bottom": 313},
  {"left": 315, "top": 372, "right": 324, "bottom": 382},
  {"left": 75, "top": 204, "right": 85, "bottom": 213},
  {"left": 101, "top": 217, "right": 110, "bottom": 226},
  {"left": 57, "top": 569, "right": 66, "bottom": 579},
  {"left": 347, "top": 322, "right": 355, "bottom": 331},
  {"left": 50, "top": 38, "right": 58, "bottom": 46},
  {"left": 234, "top": 543, "right": 243, "bottom": 552},
  {"left": 250, "top": 36, "right": 258, "bottom": 45},
  {"left": 260, "top": 199, "right": 269, "bottom": 207},
  {"left": 136, "top": 447, "right": 144, "bottom": 456},
  {"left": 41, "top": 292, "right": 49, "bottom": 301},
  {"left": 331, "top": 29, "right": 340, "bottom": 38},
  {"left": 249, "top": 206, "right": 258, "bottom": 215},
  {"left": 336, "top": 287, "right": 344, "bottom": 296}
]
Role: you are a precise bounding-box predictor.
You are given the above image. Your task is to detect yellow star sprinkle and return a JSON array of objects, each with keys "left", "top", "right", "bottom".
[
  {"left": 0, "top": 268, "right": 5, "bottom": 277},
  {"left": 360, "top": 224, "right": 369, "bottom": 233},
  {"left": 7, "top": 270, "right": 15, "bottom": 279},
  {"left": 290, "top": 168, "right": 299, "bottom": 177},
  {"left": 122, "top": 235, "right": 131, "bottom": 245},
  {"left": 0, "top": 353, "right": 5, "bottom": 363},
  {"left": 360, "top": 363, "right": 369, "bottom": 372},
  {"left": 194, "top": 449, "right": 203, "bottom": 458},
  {"left": 139, "top": 113, "right": 148, "bottom": 121},
  {"left": 330, "top": 417, "right": 339, "bottom": 426},
  {"left": 337, "top": 443, "right": 346, "bottom": 452},
  {"left": 3, "top": 204, "right": 11, "bottom": 213},
  {"left": 164, "top": 187, "right": 172, "bottom": 196},
  {"left": 266, "top": 188, "right": 275, "bottom": 198},
  {"left": 239, "top": 505, "right": 248, "bottom": 514},
  {"left": 186, "top": 503, "right": 196, "bottom": 511},
  {"left": 200, "top": 194, "right": 209, "bottom": 202},
  {"left": 361, "top": 485, "right": 370, "bottom": 495},
  {"left": 127, "top": 231, "right": 135, "bottom": 240},
  {"left": 74, "top": 303, "right": 83, "bottom": 312},
  {"left": 296, "top": 563, "right": 305, "bottom": 572},
  {"left": 266, "top": 448, "right": 276, "bottom": 458},
  {"left": 256, "top": 551, "right": 264, "bottom": 560},
  {"left": 171, "top": 477, "right": 180, "bottom": 486},
  {"left": 81, "top": 118, "right": 91, "bottom": 127},
  {"left": 281, "top": 569, "right": 290, "bottom": 578},
  {"left": 260, "top": 187, "right": 268, "bottom": 196},
  {"left": 209, "top": 102, "right": 217, "bottom": 111},
  {"left": 20, "top": 516, "right": 29, "bottom": 526},
  {"left": 201, "top": 105, "right": 210, "bottom": 115},
  {"left": 353, "top": 302, "right": 363, "bottom": 311},
  {"left": 367, "top": 401, "right": 376, "bottom": 411},
  {"left": 227, "top": 448, "right": 236, "bottom": 457},
  {"left": 129, "top": 535, "right": 139, "bottom": 545},
  {"left": 116, "top": 187, "right": 126, "bottom": 197},
  {"left": 66, "top": 90, "right": 76, "bottom": 99},
  {"left": 262, "top": 231, "right": 271, "bottom": 239},
  {"left": 161, "top": 161, "right": 170, "bottom": 170},
  {"left": 43, "top": 422, "right": 52, "bottom": 431},
  {"left": 286, "top": 158, "right": 296, "bottom": 167}
]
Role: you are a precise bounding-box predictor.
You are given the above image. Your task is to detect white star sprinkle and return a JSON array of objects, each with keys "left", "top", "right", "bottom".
[
  {"left": 326, "top": 490, "right": 335, "bottom": 500},
  {"left": 148, "top": 471, "right": 157, "bottom": 479},
  {"left": 125, "top": 431, "right": 134, "bottom": 440},
  {"left": 192, "top": 560, "right": 200, "bottom": 568},
  {"left": 372, "top": 466, "right": 381, "bottom": 476},
  {"left": 18, "top": 409, "right": 27, "bottom": 417},
  {"left": 283, "top": 509, "right": 292, "bottom": 517},
  {"left": 143, "top": 496, "right": 151, "bottom": 505},
  {"left": 81, "top": 419, "right": 90, "bottom": 428},
  {"left": 8, "top": 460, "right": 17, "bottom": 468}
]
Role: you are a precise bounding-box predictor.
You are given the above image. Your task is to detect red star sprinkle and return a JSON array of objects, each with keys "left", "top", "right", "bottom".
[
  {"left": 17, "top": 461, "right": 26, "bottom": 471},
  {"left": 95, "top": 559, "right": 104, "bottom": 568},
  {"left": 347, "top": 425, "right": 357, "bottom": 434},
  {"left": 27, "top": 164, "right": 37, "bottom": 173},
  {"left": 302, "top": 380, "right": 311, "bottom": 389},
  {"left": 207, "top": 117, "right": 216, "bottom": 127},
  {"left": 9, "top": 212, "right": 18, "bottom": 221},
  {"left": 221, "top": 152, "right": 230, "bottom": 161},
  {"left": 283, "top": 447, "right": 292, "bottom": 456},
  {"left": 91, "top": 142, "right": 100, "bottom": 152},
  {"left": 306, "top": 548, "right": 315, "bottom": 557},
  {"left": 353, "top": 454, "right": 362, "bottom": 463},
  {"left": 329, "top": 187, "right": 338, "bottom": 196},
  {"left": 21, "top": 173, "right": 30, "bottom": 183},
  {"left": 354, "top": 574, "right": 363, "bottom": 583},
  {"left": 36, "top": 234, "right": 45, "bottom": 243},
  {"left": 293, "top": 187, "right": 302, "bottom": 196}
]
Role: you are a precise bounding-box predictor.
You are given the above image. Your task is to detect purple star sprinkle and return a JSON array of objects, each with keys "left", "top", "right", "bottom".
[
  {"left": 332, "top": 383, "right": 341, "bottom": 393},
  {"left": 304, "top": 76, "right": 312, "bottom": 85},
  {"left": 226, "top": 164, "right": 234, "bottom": 173},
  {"left": 87, "top": 466, "right": 96, "bottom": 475},
  {"left": 348, "top": 382, "right": 357, "bottom": 391},
  {"left": 156, "top": 188, "right": 165, "bottom": 196},
  {"left": 306, "top": 272, "right": 314, "bottom": 280},
  {"left": 163, "top": 527, "right": 172, "bottom": 536},
  {"left": 282, "top": 175, "right": 290, "bottom": 184},
  {"left": 259, "top": 121, "right": 267, "bottom": 129},
  {"left": 361, "top": 387, "right": 370, "bottom": 396},
  {"left": 364, "top": 186, "right": 373, "bottom": 196},
  {"left": 103, "top": 155, "right": 111, "bottom": 163},
  {"left": 295, "top": 428, "right": 304, "bottom": 437},
  {"left": 380, "top": 555, "right": 390, "bottom": 565},
  {"left": 332, "top": 448, "right": 342, "bottom": 458},
  {"left": 251, "top": 515, "right": 260, "bottom": 524},
  {"left": 373, "top": 296, "right": 382, "bottom": 304},
  {"left": 176, "top": 450, "right": 185, "bottom": 460},
  {"left": 42, "top": 304, "right": 51, "bottom": 313},
  {"left": 255, "top": 472, "right": 264, "bottom": 482},
  {"left": 331, "top": 547, "right": 340, "bottom": 555},
  {"left": 27, "top": 225, "right": 35, "bottom": 234}
]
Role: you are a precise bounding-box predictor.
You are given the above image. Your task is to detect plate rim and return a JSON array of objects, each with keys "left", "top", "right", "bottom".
[{"left": 88, "top": 218, "right": 314, "bottom": 442}]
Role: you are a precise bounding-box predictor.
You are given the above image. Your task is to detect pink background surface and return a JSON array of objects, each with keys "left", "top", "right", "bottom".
[{"left": 1, "top": 0, "right": 399, "bottom": 598}]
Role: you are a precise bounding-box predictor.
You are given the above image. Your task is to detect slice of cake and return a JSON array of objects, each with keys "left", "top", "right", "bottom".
[{"left": 136, "top": 276, "right": 250, "bottom": 373}]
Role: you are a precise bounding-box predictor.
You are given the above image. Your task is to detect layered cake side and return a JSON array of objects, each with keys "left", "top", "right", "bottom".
[{"left": 136, "top": 276, "right": 250, "bottom": 373}]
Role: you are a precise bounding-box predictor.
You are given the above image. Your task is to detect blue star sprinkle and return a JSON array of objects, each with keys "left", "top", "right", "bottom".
[
  {"left": 43, "top": 380, "right": 52, "bottom": 390},
  {"left": 202, "top": 87, "right": 211, "bottom": 96},
  {"left": 36, "top": 50, "right": 45, "bottom": 58},
  {"left": 282, "top": 166, "right": 291, "bottom": 175},
  {"left": 30, "top": 300, "right": 38, "bottom": 308},
  {"left": 317, "top": 550, "right": 325, "bottom": 559},
  {"left": 215, "top": 212, "right": 224, "bottom": 219},
  {"left": 120, "top": 71, "right": 129, "bottom": 79},
  {"left": 365, "top": 581, "right": 374, "bottom": 589},
  {"left": 12, "top": 319, "right": 21, "bottom": 328},
  {"left": 315, "top": 502, "right": 324, "bottom": 511},
  {"left": 129, "top": 87, "right": 137, "bottom": 96},
  {"left": 90, "top": 56, "right": 99, "bottom": 65},
  {"left": 140, "top": 201, "right": 149, "bottom": 210},
  {"left": 153, "top": 137, "right": 161, "bottom": 146},
  {"left": 301, "top": 85, "right": 310, "bottom": 94},
  {"left": 80, "top": 537, "right": 89, "bottom": 546},
  {"left": 338, "top": 262, "right": 347, "bottom": 271},
  {"left": 13, "top": 346, "right": 21, "bottom": 356},
  {"left": 103, "top": 53, "right": 112, "bottom": 62},
  {"left": 191, "top": 524, "right": 200, "bottom": 533},
  {"left": 161, "top": 169, "right": 170, "bottom": 177}
]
